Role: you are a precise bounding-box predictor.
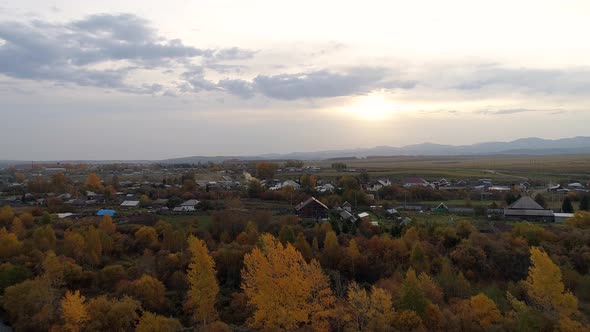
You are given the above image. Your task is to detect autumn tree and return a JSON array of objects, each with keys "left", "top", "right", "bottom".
[
  {"left": 86, "top": 296, "right": 141, "bottom": 332},
  {"left": 128, "top": 274, "right": 167, "bottom": 311},
  {"left": 2, "top": 278, "right": 58, "bottom": 331},
  {"left": 294, "top": 232, "right": 313, "bottom": 262},
  {"left": 85, "top": 172, "right": 102, "bottom": 190},
  {"left": 135, "top": 226, "right": 159, "bottom": 249},
  {"left": 524, "top": 247, "right": 579, "bottom": 320},
  {"left": 372, "top": 290, "right": 404, "bottom": 325},
  {"left": 346, "top": 238, "right": 361, "bottom": 278},
  {"left": 99, "top": 214, "right": 116, "bottom": 235},
  {"left": 418, "top": 272, "right": 444, "bottom": 305},
  {"left": 300, "top": 174, "right": 318, "bottom": 191},
  {"left": 43, "top": 251, "right": 65, "bottom": 286},
  {"left": 139, "top": 194, "right": 152, "bottom": 208},
  {"left": 347, "top": 282, "right": 371, "bottom": 331},
  {"left": 454, "top": 293, "right": 502, "bottom": 330},
  {"left": 321, "top": 230, "right": 340, "bottom": 269},
  {"left": 61, "top": 290, "right": 89, "bottom": 332},
  {"left": 565, "top": 211, "right": 590, "bottom": 229},
  {"left": 255, "top": 162, "right": 278, "bottom": 180},
  {"left": 33, "top": 224, "right": 56, "bottom": 251},
  {"left": 242, "top": 233, "right": 336, "bottom": 331},
  {"left": 393, "top": 310, "right": 424, "bottom": 331},
  {"left": 19, "top": 212, "right": 34, "bottom": 227},
  {"left": 85, "top": 226, "right": 102, "bottom": 266},
  {"left": 398, "top": 268, "right": 428, "bottom": 315},
  {"left": 10, "top": 217, "right": 24, "bottom": 239},
  {"left": 0, "top": 227, "right": 23, "bottom": 258},
  {"left": 0, "top": 205, "right": 15, "bottom": 226},
  {"left": 64, "top": 230, "right": 86, "bottom": 261},
  {"left": 410, "top": 242, "right": 429, "bottom": 273},
  {"left": 184, "top": 236, "right": 219, "bottom": 326},
  {"left": 136, "top": 312, "right": 183, "bottom": 332},
  {"left": 347, "top": 283, "right": 395, "bottom": 331}
]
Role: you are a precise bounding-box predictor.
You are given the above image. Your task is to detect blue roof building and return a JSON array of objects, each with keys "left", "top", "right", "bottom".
[{"left": 97, "top": 209, "right": 116, "bottom": 217}]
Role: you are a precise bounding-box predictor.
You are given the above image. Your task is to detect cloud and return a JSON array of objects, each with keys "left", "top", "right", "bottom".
[
  {"left": 207, "top": 67, "right": 416, "bottom": 100},
  {"left": 455, "top": 66, "right": 590, "bottom": 95},
  {"left": 213, "top": 47, "right": 256, "bottom": 60},
  {"left": 476, "top": 108, "right": 565, "bottom": 116},
  {"left": 0, "top": 14, "right": 250, "bottom": 93}
]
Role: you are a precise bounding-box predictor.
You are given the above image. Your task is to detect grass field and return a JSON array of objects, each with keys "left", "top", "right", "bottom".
[
  {"left": 157, "top": 213, "right": 213, "bottom": 230},
  {"left": 280, "top": 155, "right": 590, "bottom": 184}
]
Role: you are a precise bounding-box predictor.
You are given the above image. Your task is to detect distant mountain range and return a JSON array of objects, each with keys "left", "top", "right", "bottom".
[
  {"left": 3, "top": 136, "right": 590, "bottom": 166},
  {"left": 160, "top": 136, "right": 590, "bottom": 163}
]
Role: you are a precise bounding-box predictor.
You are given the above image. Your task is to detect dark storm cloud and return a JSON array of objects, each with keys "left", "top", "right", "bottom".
[
  {"left": 0, "top": 14, "right": 249, "bottom": 92},
  {"left": 209, "top": 67, "right": 416, "bottom": 100},
  {"left": 455, "top": 67, "right": 590, "bottom": 95}
]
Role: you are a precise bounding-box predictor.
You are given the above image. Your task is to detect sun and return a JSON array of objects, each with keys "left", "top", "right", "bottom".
[{"left": 342, "top": 92, "right": 398, "bottom": 120}]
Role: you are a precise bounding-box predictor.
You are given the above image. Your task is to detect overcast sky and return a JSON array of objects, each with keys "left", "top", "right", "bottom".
[{"left": 1, "top": 0, "right": 590, "bottom": 160}]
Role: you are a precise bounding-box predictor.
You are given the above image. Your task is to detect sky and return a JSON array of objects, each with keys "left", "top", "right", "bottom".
[{"left": 1, "top": 0, "right": 590, "bottom": 160}]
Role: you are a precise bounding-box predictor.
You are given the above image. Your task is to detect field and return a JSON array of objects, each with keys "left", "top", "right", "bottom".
[{"left": 298, "top": 154, "right": 590, "bottom": 184}]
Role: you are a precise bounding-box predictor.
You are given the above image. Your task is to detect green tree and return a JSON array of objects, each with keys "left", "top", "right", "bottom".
[
  {"left": 410, "top": 242, "right": 429, "bottom": 273},
  {"left": 579, "top": 195, "right": 590, "bottom": 211},
  {"left": 2, "top": 278, "right": 58, "bottom": 331},
  {"left": 534, "top": 193, "right": 547, "bottom": 208},
  {"left": 33, "top": 224, "right": 56, "bottom": 251},
  {"left": 398, "top": 268, "right": 428, "bottom": 315},
  {"left": 562, "top": 196, "right": 574, "bottom": 213}
]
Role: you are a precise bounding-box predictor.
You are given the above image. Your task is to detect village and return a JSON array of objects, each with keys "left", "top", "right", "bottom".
[
  {"left": 1, "top": 158, "right": 588, "bottom": 228},
  {"left": 2, "top": 157, "right": 590, "bottom": 331}
]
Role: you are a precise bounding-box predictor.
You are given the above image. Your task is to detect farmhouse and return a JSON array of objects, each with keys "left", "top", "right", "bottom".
[
  {"left": 504, "top": 196, "right": 554, "bottom": 222},
  {"left": 295, "top": 197, "right": 329, "bottom": 220},
  {"left": 403, "top": 177, "right": 429, "bottom": 188}
]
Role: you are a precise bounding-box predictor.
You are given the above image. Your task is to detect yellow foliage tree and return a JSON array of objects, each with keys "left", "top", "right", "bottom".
[
  {"left": 241, "top": 233, "right": 336, "bottom": 331},
  {"left": 10, "top": 217, "right": 25, "bottom": 239},
  {"left": 85, "top": 173, "right": 102, "bottom": 190},
  {"left": 129, "top": 274, "right": 167, "bottom": 311},
  {"left": 136, "top": 312, "right": 183, "bottom": 332},
  {"left": 294, "top": 232, "right": 313, "bottom": 262},
  {"left": 43, "top": 251, "right": 65, "bottom": 286},
  {"left": 347, "top": 282, "right": 370, "bottom": 331},
  {"left": 366, "top": 286, "right": 395, "bottom": 331},
  {"left": 99, "top": 214, "right": 116, "bottom": 235},
  {"left": 524, "top": 247, "right": 578, "bottom": 319},
  {"left": 61, "top": 290, "right": 89, "bottom": 332},
  {"left": 454, "top": 293, "right": 501, "bottom": 330},
  {"left": 346, "top": 283, "right": 395, "bottom": 331},
  {"left": 0, "top": 227, "right": 23, "bottom": 258},
  {"left": 184, "top": 236, "right": 219, "bottom": 326}
]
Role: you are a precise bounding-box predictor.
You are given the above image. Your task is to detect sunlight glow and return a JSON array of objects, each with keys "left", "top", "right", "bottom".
[{"left": 341, "top": 92, "right": 399, "bottom": 120}]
